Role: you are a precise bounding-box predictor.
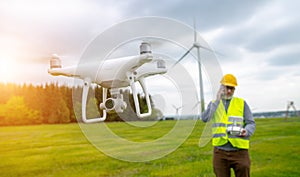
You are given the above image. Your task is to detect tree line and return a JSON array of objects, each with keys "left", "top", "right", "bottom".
[{"left": 0, "top": 83, "right": 162, "bottom": 126}]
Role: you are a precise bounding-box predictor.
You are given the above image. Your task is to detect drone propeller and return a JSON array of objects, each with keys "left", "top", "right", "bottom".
[
  {"left": 27, "top": 52, "right": 72, "bottom": 65},
  {"left": 133, "top": 37, "right": 165, "bottom": 49}
]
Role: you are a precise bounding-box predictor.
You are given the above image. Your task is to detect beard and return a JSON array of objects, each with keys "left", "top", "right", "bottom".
[{"left": 223, "top": 95, "right": 233, "bottom": 100}]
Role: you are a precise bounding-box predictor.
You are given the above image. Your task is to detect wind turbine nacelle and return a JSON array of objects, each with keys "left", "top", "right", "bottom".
[{"left": 100, "top": 98, "right": 127, "bottom": 113}]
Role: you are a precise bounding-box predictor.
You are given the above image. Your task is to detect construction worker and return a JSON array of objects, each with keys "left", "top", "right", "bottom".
[{"left": 201, "top": 74, "right": 256, "bottom": 177}]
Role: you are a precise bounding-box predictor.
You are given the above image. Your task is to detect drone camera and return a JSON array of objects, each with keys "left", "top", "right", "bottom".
[
  {"left": 104, "top": 99, "right": 115, "bottom": 109},
  {"left": 100, "top": 98, "right": 127, "bottom": 113},
  {"left": 100, "top": 88, "right": 127, "bottom": 113}
]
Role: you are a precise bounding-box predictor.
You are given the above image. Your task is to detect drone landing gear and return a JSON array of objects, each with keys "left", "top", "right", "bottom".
[
  {"left": 81, "top": 74, "right": 152, "bottom": 123},
  {"left": 82, "top": 78, "right": 107, "bottom": 123},
  {"left": 128, "top": 73, "right": 152, "bottom": 118}
]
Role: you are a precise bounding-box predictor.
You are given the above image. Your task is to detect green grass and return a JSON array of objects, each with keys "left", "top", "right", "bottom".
[{"left": 0, "top": 118, "right": 299, "bottom": 177}]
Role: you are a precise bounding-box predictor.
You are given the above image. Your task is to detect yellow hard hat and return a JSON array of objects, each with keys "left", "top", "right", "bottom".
[{"left": 220, "top": 74, "right": 238, "bottom": 87}]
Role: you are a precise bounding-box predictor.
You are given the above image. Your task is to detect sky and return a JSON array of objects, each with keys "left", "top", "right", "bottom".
[{"left": 0, "top": 0, "right": 300, "bottom": 114}]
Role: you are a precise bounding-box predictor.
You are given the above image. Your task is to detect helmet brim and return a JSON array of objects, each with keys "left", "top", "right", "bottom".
[{"left": 222, "top": 83, "right": 237, "bottom": 87}]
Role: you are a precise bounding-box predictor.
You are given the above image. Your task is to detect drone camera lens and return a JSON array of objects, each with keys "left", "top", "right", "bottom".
[{"left": 105, "top": 99, "right": 115, "bottom": 109}]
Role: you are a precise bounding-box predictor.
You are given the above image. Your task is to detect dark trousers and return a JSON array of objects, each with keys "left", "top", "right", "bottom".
[{"left": 213, "top": 147, "right": 250, "bottom": 177}]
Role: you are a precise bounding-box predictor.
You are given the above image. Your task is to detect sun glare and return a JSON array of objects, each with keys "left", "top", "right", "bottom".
[{"left": 0, "top": 58, "right": 14, "bottom": 83}]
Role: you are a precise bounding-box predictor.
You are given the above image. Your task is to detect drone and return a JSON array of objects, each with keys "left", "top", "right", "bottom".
[{"left": 48, "top": 42, "right": 168, "bottom": 123}]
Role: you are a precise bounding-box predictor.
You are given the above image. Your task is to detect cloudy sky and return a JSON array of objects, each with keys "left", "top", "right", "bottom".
[{"left": 0, "top": 0, "right": 300, "bottom": 113}]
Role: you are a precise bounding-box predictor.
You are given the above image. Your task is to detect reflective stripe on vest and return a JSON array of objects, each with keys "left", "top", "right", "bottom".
[{"left": 212, "top": 97, "right": 249, "bottom": 149}]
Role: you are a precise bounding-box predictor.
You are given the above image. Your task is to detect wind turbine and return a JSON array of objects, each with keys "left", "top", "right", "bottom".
[
  {"left": 286, "top": 101, "right": 298, "bottom": 119},
  {"left": 172, "top": 104, "right": 183, "bottom": 118},
  {"left": 172, "top": 19, "right": 214, "bottom": 113}
]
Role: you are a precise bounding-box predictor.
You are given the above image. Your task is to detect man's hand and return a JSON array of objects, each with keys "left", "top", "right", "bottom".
[
  {"left": 216, "top": 85, "right": 225, "bottom": 101},
  {"left": 239, "top": 128, "right": 247, "bottom": 137}
]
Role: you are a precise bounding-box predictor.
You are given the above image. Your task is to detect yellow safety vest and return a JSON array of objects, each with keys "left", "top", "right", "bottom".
[{"left": 212, "top": 97, "right": 249, "bottom": 149}]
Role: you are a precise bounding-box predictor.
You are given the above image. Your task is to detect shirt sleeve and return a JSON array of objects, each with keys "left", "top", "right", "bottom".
[
  {"left": 244, "top": 101, "right": 256, "bottom": 136},
  {"left": 201, "top": 100, "right": 220, "bottom": 122}
]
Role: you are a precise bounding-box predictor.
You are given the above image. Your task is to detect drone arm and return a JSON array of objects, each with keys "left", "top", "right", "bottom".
[
  {"left": 48, "top": 66, "right": 79, "bottom": 77},
  {"left": 82, "top": 78, "right": 107, "bottom": 123}
]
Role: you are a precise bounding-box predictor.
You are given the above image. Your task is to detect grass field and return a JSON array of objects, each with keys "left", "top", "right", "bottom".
[{"left": 0, "top": 118, "right": 299, "bottom": 177}]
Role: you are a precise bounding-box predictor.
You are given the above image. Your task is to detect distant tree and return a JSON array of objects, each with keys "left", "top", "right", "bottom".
[
  {"left": 61, "top": 85, "right": 76, "bottom": 122},
  {"left": 0, "top": 96, "right": 41, "bottom": 125},
  {"left": 42, "top": 83, "right": 70, "bottom": 124},
  {"left": 0, "top": 103, "right": 5, "bottom": 125},
  {"left": 0, "top": 82, "right": 164, "bottom": 125},
  {"left": 0, "top": 83, "right": 16, "bottom": 104}
]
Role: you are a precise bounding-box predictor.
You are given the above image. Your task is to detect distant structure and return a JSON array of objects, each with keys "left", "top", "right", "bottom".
[
  {"left": 285, "top": 101, "right": 298, "bottom": 119},
  {"left": 172, "top": 105, "right": 183, "bottom": 117}
]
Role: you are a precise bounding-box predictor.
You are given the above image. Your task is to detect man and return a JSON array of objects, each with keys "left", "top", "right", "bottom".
[{"left": 201, "top": 74, "right": 256, "bottom": 177}]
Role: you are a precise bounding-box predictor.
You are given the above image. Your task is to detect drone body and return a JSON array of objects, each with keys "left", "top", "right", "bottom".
[{"left": 48, "top": 42, "right": 167, "bottom": 123}]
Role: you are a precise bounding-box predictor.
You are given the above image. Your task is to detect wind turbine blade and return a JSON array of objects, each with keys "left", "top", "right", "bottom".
[
  {"left": 171, "top": 45, "right": 194, "bottom": 68},
  {"left": 196, "top": 44, "right": 225, "bottom": 57},
  {"left": 193, "top": 17, "right": 197, "bottom": 43},
  {"left": 200, "top": 45, "right": 217, "bottom": 53},
  {"left": 192, "top": 102, "right": 200, "bottom": 110}
]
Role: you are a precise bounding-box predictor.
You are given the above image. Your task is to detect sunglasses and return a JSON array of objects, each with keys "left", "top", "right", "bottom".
[{"left": 225, "top": 86, "right": 235, "bottom": 90}]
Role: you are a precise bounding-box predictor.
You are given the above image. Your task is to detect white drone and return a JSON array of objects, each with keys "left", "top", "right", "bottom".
[{"left": 48, "top": 42, "right": 168, "bottom": 123}]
